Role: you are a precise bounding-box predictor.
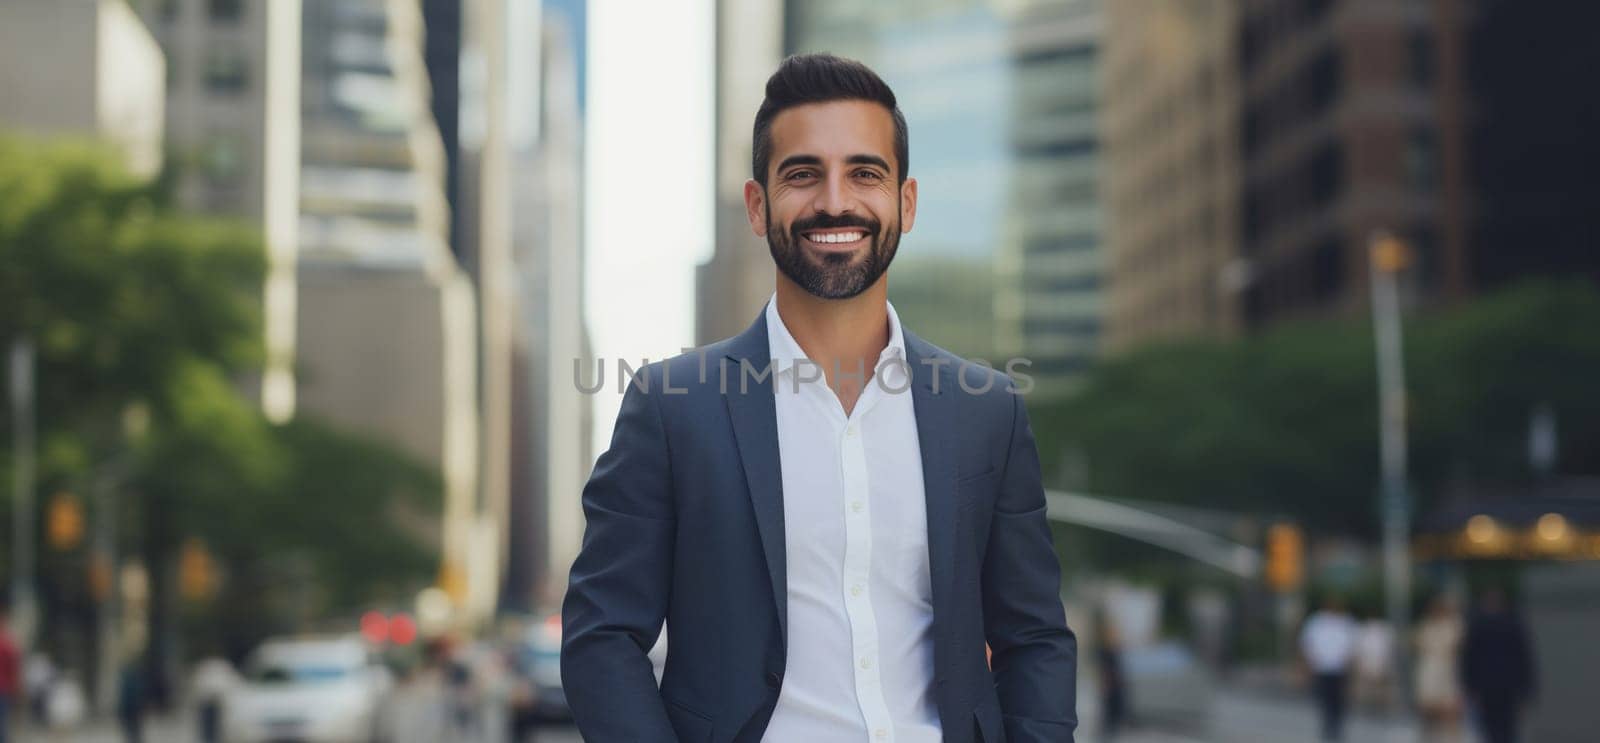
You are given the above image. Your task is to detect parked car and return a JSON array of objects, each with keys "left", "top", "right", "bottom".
[
  {"left": 508, "top": 612, "right": 569, "bottom": 728},
  {"left": 1122, "top": 640, "right": 1215, "bottom": 730},
  {"left": 223, "top": 635, "right": 393, "bottom": 743}
]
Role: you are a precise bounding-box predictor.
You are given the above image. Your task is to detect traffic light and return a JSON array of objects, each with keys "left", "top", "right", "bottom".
[
  {"left": 1371, "top": 233, "right": 1411, "bottom": 273},
  {"left": 1265, "top": 523, "right": 1304, "bottom": 592},
  {"left": 180, "top": 538, "right": 218, "bottom": 601},
  {"left": 47, "top": 491, "right": 84, "bottom": 550}
]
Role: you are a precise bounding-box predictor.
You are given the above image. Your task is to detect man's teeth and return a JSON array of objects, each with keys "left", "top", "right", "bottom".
[{"left": 809, "top": 232, "right": 865, "bottom": 244}]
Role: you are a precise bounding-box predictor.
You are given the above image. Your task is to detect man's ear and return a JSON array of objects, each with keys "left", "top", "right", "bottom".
[
  {"left": 899, "top": 176, "right": 919, "bottom": 234},
  {"left": 744, "top": 179, "right": 768, "bottom": 237}
]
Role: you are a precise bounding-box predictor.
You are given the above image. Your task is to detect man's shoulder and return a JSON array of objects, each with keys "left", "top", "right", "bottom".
[
  {"left": 905, "top": 330, "right": 1030, "bottom": 404},
  {"left": 624, "top": 334, "right": 754, "bottom": 396}
]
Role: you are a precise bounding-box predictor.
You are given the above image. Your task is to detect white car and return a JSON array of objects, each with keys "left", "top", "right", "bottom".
[{"left": 223, "top": 636, "right": 392, "bottom": 743}]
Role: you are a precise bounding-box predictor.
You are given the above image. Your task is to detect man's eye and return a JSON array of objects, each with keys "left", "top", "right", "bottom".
[
  {"left": 786, "top": 171, "right": 816, "bottom": 181},
  {"left": 853, "top": 170, "right": 883, "bottom": 181}
]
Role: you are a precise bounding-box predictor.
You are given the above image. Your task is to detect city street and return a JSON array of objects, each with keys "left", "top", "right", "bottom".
[
  {"left": 1094, "top": 690, "right": 1417, "bottom": 743},
  {"left": 34, "top": 684, "right": 1412, "bottom": 743},
  {"left": 31, "top": 672, "right": 584, "bottom": 743}
]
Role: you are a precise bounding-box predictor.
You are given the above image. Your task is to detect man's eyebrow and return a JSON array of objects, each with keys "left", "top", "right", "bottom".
[
  {"left": 776, "top": 154, "right": 823, "bottom": 173},
  {"left": 774, "top": 154, "right": 892, "bottom": 173},
  {"left": 846, "top": 154, "right": 892, "bottom": 172}
]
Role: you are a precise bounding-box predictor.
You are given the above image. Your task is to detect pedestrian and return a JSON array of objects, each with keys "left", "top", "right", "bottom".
[
  {"left": 1352, "top": 608, "right": 1395, "bottom": 713},
  {"left": 1300, "top": 595, "right": 1358, "bottom": 741},
  {"left": 189, "top": 652, "right": 239, "bottom": 743},
  {"left": 1461, "top": 588, "right": 1536, "bottom": 743},
  {"left": 1414, "top": 594, "right": 1465, "bottom": 742},
  {"left": 0, "top": 605, "right": 21, "bottom": 743},
  {"left": 23, "top": 651, "right": 53, "bottom": 727},
  {"left": 116, "top": 655, "right": 147, "bottom": 743},
  {"left": 443, "top": 639, "right": 479, "bottom": 737},
  {"left": 1096, "top": 618, "right": 1129, "bottom": 739}
]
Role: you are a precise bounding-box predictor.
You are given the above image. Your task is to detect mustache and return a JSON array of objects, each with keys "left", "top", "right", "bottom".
[{"left": 789, "top": 213, "right": 880, "bottom": 238}]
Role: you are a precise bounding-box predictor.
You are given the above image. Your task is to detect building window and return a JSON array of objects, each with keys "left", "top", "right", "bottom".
[
  {"left": 203, "top": 49, "right": 249, "bottom": 93},
  {"left": 1310, "top": 239, "right": 1343, "bottom": 301},
  {"left": 1410, "top": 32, "right": 1435, "bottom": 88},
  {"left": 1406, "top": 128, "right": 1438, "bottom": 192},
  {"left": 200, "top": 134, "right": 244, "bottom": 184},
  {"left": 209, "top": 0, "right": 245, "bottom": 23},
  {"left": 1308, "top": 48, "right": 1341, "bottom": 114}
]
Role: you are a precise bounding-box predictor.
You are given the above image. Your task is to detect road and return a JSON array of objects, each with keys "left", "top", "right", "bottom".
[
  {"left": 32, "top": 715, "right": 582, "bottom": 743},
  {"left": 36, "top": 684, "right": 1411, "bottom": 743},
  {"left": 1080, "top": 688, "right": 1417, "bottom": 743}
]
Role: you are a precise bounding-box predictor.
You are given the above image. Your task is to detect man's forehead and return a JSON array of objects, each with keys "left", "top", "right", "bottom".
[{"left": 769, "top": 100, "right": 896, "bottom": 163}]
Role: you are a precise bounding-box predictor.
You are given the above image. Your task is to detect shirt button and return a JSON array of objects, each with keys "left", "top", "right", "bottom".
[
  {"left": 851, "top": 501, "right": 864, "bottom": 513},
  {"left": 859, "top": 657, "right": 872, "bottom": 670},
  {"left": 845, "top": 424, "right": 858, "bottom": 437},
  {"left": 875, "top": 728, "right": 887, "bottom": 739},
  {"left": 765, "top": 671, "right": 782, "bottom": 688},
  {"left": 850, "top": 584, "right": 863, "bottom": 597}
]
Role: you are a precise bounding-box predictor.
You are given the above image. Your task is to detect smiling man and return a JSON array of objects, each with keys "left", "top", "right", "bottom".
[{"left": 562, "top": 53, "right": 1077, "bottom": 743}]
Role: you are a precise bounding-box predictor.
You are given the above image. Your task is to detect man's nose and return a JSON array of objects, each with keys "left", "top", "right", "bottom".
[{"left": 811, "top": 171, "right": 854, "bottom": 216}]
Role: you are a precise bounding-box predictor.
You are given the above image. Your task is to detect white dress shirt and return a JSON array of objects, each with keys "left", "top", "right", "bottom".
[
  {"left": 762, "top": 295, "right": 941, "bottom": 743},
  {"left": 1300, "top": 610, "right": 1359, "bottom": 674}
]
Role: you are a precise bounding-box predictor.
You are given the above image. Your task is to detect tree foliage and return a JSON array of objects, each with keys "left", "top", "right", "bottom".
[
  {"left": 1, "top": 135, "right": 440, "bottom": 647},
  {"left": 1032, "top": 280, "right": 1600, "bottom": 538}
]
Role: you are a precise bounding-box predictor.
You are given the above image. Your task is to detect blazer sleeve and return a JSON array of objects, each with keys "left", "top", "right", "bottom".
[
  {"left": 561, "top": 375, "right": 678, "bottom": 741},
  {"left": 982, "top": 390, "right": 1079, "bottom": 741}
]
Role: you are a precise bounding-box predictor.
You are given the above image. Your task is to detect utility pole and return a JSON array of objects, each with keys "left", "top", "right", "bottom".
[
  {"left": 9, "top": 338, "right": 38, "bottom": 647},
  {"left": 1368, "top": 231, "right": 1413, "bottom": 699}
]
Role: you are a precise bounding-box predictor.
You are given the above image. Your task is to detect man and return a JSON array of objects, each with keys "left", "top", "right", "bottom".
[
  {"left": 188, "top": 652, "right": 239, "bottom": 743},
  {"left": 1461, "top": 588, "right": 1536, "bottom": 743},
  {"left": 1299, "top": 596, "right": 1358, "bottom": 741},
  {"left": 562, "top": 53, "right": 1077, "bottom": 742},
  {"left": 0, "top": 606, "right": 19, "bottom": 743}
]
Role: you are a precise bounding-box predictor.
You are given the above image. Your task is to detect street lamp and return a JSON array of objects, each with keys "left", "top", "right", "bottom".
[
  {"left": 9, "top": 339, "right": 38, "bottom": 647},
  {"left": 1368, "top": 231, "right": 1413, "bottom": 700}
]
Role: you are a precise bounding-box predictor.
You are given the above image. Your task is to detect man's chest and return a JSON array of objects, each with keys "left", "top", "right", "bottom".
[{"left": 772, "top": 385, "right": 930, "bottom": 585}]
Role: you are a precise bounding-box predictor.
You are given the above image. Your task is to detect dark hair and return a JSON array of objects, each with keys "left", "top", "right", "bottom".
[{"left": 752, "top": 53, "right": 909, "bottom": 186}]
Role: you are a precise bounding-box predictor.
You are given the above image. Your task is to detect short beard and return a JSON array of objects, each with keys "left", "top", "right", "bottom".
[{"left": 765, "top": 192, "right": 901, "bottom": 300}]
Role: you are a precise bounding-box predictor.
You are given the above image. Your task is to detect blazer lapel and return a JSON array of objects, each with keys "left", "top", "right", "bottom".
[
  {"left": 905, "top": 330, "right": 960, "bottom": 673},
  {"left": 722, "top": 308, "right": 789, "bottom": 646}
]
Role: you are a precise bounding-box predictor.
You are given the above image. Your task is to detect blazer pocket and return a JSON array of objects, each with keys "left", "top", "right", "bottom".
[{"left": 664, "top": 696, "right": 714, "bottom": 743}]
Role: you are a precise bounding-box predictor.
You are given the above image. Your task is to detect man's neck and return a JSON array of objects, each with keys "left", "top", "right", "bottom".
[{"left": 774, "top": 274, "right": 891, "bottom": 413}]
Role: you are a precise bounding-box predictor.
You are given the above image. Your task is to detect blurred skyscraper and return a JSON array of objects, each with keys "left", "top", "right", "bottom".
[
  {"left": 454, "top": 0, "right": 592, "bottom": 611},
  {"left": 133, "top": 0, "right": 302, "bottom": 422},
  {"left": 1102, "top": 0, "right": 1241, "bottom": 350},
  {"left": 0, "top": 0, "right": 166, "bottom": 177},
  {"left": 707, "top": 0, "right": 1105, "bottom": 397},
  {"left": 1100, "top": 0, "right": 1600, "bottom": 349},
  {"left": 697, "top": 0, "right": 783, "bottom": 346},
  {"left": 292, "top": 0, "right": 483, "bottom": 619},
  {"left": 458, "top": 0, "right": 593, "bottom": 614},
  {"left": 500, "top": 2, "right": 592, "bottom": 612},
  {"left": 1235, "top": 0, "right": 1468, "bottom": 325},
  {"left": 993, "top": 0, "right": 1103, "bottom": 395}
]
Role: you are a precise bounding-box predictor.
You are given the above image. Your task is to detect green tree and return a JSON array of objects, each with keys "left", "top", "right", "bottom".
[
  {"left": 2, "top": 134, "right": 439, "bottom": 679},
  {"left": 1033, "top": 280, "right": 1600, "bottom": 540}
]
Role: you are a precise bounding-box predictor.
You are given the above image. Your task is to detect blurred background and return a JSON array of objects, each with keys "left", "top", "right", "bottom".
[{"left": 1, "top": 0, "right": 1597, "bottom": 741}]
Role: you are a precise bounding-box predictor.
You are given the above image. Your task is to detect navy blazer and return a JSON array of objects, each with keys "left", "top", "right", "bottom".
[{"left": 562, "top": 307, "right": 1077, "bottom": 742}]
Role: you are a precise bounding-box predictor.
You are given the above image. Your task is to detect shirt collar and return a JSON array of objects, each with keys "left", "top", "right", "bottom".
[{"left": 764, "top": 292, "right": 906, "bottom": 378}]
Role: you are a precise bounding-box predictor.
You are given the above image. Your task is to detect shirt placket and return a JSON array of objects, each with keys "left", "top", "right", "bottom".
[{"left": 839, "top": 381, "right": 894, "bottom": 742}]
